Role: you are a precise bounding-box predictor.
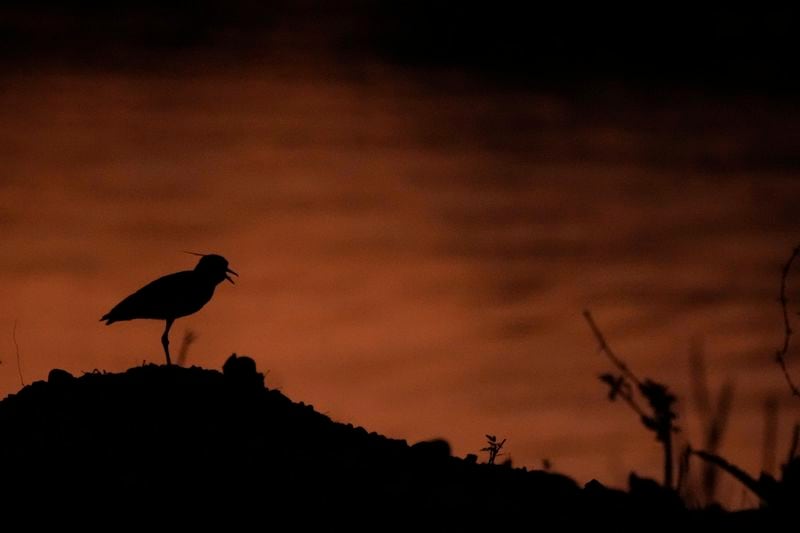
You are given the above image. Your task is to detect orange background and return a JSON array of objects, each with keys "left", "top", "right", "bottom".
[{"left": 1, "top": 5, "right": 799, "bottom": 510}]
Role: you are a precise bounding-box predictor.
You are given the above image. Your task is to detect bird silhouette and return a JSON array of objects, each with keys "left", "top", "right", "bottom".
[{"left": 101, "top": 253, "right": 238, "bottom": 365}]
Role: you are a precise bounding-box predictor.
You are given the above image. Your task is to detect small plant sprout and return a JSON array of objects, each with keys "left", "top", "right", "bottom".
[{"left": 481, "top": 434, "right": 507, "bottom": 465}]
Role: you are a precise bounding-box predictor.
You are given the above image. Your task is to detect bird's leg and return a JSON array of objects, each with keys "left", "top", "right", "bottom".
[{"left": 162, "top": 318, "right": 174, "bottom": 366}]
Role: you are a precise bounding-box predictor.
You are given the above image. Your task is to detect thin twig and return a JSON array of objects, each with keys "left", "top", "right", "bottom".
[
  {"left": 707, "top": 381, "right": 734, "bottom": 453},
  {"left": 676, "top": 444, "right": 692, "bottom": 496},
  {"left": 775, "top": 244, "right": 800, "bottom": 397},
  {"left": 585, "top": 310, "right": 679, "bottom": 488},
  {"left": 619, "top": 389, "right": 648, "bottom": 419},
  {"left": 177, "top": 328, "right": 197, "bottom": 367},
  {"left": 692, "top": 449, "right": 767, "bottom": 502},
  {"left": 702, "top": 380, "right": 734, "bottom": 503},
  {"left": 583, "top": 310, "right": 641, "bottom": 386},
  {"left": 761, "top": 395, "right": 778, "bottom": 476},
  {"left": 12, "top": 319, "right": 24, "bottom": 387},
  {"left": 689, "top": 337, "right": 710, "bottom": 415},
  {"left": 788, "top": 423, "right": 800, "bottom": 464}
]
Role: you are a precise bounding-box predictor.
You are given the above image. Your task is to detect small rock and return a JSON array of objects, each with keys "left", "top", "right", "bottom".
[
  {"left": 48, "top": 368, "right": 74, "bottom": 385},
  {"left": 223, "top": 353, "right": 265, "bottom": 389},
  {"left": 411, "top": 438, "right": 452, "bottom": 459}
]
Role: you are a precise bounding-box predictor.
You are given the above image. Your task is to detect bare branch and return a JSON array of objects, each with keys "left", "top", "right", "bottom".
[
  {"left": 583, "top": 310, "right": 641, "bottom": 387},
  {"left": 775, "top": 244, "right": 800, "bottom": 397},
  {"left": 585, "top": 310, "right": 678, "bottom": 489},
  {"left": 12, "top": 319, "right": 24, "bottom": 387},
  {"left": 692, "top": 449, "right": 768, "bottom": 502}
]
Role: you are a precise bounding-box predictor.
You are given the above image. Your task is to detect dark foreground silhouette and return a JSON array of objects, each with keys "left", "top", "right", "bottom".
[
  {"left": 100, "top": 254, "right": 238, "bottom": 365},
  {"left": 0, "top": 356, "right": 778, "bottom": 525}
]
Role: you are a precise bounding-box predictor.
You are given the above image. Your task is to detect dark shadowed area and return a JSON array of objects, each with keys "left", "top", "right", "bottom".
[
  {"left": 1, "top": 3, "right": 799, "bottom": 509},
  {"left": 3, "top": 357, "right": 768, "bottom": 525}
]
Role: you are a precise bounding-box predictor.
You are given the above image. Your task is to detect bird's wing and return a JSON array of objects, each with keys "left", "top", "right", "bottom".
[{"left": 101, "top": 271, "right": 199, "bottom": 322}]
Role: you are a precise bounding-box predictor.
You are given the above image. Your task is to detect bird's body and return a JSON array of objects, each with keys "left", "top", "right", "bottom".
[
  {"left": 101, "top": 254, "right": 237, "bottom": 365},
  {"left": 102, "top": 270, "right": 218, "bottom": 324}
]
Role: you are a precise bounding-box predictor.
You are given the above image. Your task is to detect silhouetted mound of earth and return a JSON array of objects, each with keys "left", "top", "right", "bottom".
[{"left": 0, "top": 355, "right": 770, "bottom": 524}]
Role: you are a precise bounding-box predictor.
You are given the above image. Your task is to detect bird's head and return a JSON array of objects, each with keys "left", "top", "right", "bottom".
[{"left": 191, "top": 253, "right": 239, "bottom": 285}]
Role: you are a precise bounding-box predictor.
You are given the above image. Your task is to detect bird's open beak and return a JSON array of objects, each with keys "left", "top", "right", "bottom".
[{"left": 225, "top": 268, "right": 239, "bottom": 284}]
